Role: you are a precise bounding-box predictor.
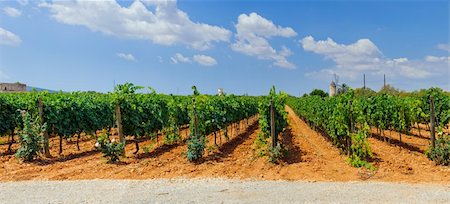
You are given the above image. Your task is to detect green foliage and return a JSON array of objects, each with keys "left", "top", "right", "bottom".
[
  {"left": 16, "top": 111, "right": 46, "bottom": 162},
  {"left": 255, "top": 86, "right": 288, "bottom": 162},
  {"left": 379, "top": 84, "right": 402, "bottom": 95},
  {"left": 426, "top": 128, "right": 449, "bottom": 166},
  {"left": 309, "top": 89, "right": 328, "bottom": 98},
  {"left": 1, "top": 85, "right": 448, "bottom": 166},
  {"left": 268, "top": 142, "right": 286, "bottom": 164},
  {"left": 354, "top": 87, "right": 376, "bottom": 97},
  {"left": 337, "top": 83, "right": 350, "bottom": 95},
  {"left": 95, "top": 131, "right": 125, "bottom": 163},
  {"left": 288, "top": 87, "right": 450, "bottom": 167},
  {"left": 186, "top": 135, "right": 205, "bottom": 161},
  {"left": 287, "top": 89, "right": 374, "bottom": 167},
  {"left": 113, "top": 84, "right": 190, "bottom": 146},
  {"left": 348, "top": 124, "right": 374, "bottom": 169},
  {"left": 416, "top": 88, "right": 450, "bottom": 127},
  {"left": 186, "top": 86, "right": 259, "bottom": 161}
]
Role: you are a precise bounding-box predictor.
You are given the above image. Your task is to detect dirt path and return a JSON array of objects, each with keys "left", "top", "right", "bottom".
[
  {"left": 1, "top": 179, "right": 448, "bottom": 204},
  {"left": 370, "top": 128, "right": 430, "bottom": 153},
  {"left": 284, "top": 106, "right": 450, "bottom": 184},
  {"left": 0, "top": 117, "right": 262, "bottom": 181},
  {"left": 279, "top": 106, "right": 360, "bottom": 181},
  {"left": 367, "top": 136, "right": 450, "bottom": 183}
]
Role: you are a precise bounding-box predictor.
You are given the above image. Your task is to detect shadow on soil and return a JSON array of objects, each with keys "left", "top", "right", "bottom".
[
  {"left": 136, "top": 140, "right": 186, "bottom": 160},
  {"left": 404, "top": 131, "right": 431, "bottom": 140},
  {"left": 371, "top": 133, "right": 425, "bottom": 154},
  {"left": 368, "top": 152, "right": 383, "bottom": 164},
  {"left": 31, "top": 149, "right": 100, "bottom": 166},
  {"left": 203, "top": 121, "right": 259, "bottom": 163},
  {"left": 135, "top": 127, "right": 190, "bottom": 160},
  {"left": 0, "top": 149, "right": 16, "bottom": 156},
  {"left": 281, "top": 128, "right": 302, "bottom": 164}
]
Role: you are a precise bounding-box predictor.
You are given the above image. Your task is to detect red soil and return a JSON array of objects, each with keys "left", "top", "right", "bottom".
[{"left": 0, "top": 107, "right": 448, "bottom": 184}]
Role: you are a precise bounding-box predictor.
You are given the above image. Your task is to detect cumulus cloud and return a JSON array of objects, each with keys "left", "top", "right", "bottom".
[
  {"left": 231, "top": 12, "right": 297, "bottom": 69},
  {"left": 3, "top": 7, "right": 21, "bottom": 17},
  {"left": 39, "top": 0, "right": 231, "bottom": 50},
  {"left": 425, "top": 55, "right": 450, "bottom": 63},
  {"left": 437, "top": 43, "right": 450, "bottom": 52},
  {"left": 171, "top": 53, "right": 191, "bottom": 64},
  {"left": 171, "top": 53, "right": 217, "bottom": 66},
  {"left": 116, "top": 53, "right": 136, "bottom": 61},
  {"left": 193, "top": 55, "right": 217, "bottom": 66},
  {"left": 299, "top": 36, "right": 446, "bottom": 80},
  {"left": 0, "top": 27, "right": 22, "bottom": 46}
]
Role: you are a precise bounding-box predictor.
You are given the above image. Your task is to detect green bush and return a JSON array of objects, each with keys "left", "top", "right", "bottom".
[
  {"left": 255, "top": 86, "right": 288, "bottom": 162},
  {"left": 309, "top": 89, "right": 328, "bottom": 98},
  {"left": 426, "top": 128, "right": 449, "bottom": 166},
  {"left": 186, "top": 136, "right": 205, "bottom": 162},
  {"left": 16, "top": 111, "right": 46, "bottom": 162},
  {"left": 348, "top": 124, "right": 374, "bottom": 170},
  {"left": 268, "top": 142, "right": 286, "bottom": 164},
  {"left": 95, "top": 131, "right": 125, "bottom": 163}
]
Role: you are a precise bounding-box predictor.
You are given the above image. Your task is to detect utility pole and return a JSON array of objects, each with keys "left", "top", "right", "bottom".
[
  {"left": 383, "top": 74, "right": 386, "bottom": 88},
  {"left": 363, "top": 74, "right": 366, "bottom": 89}
]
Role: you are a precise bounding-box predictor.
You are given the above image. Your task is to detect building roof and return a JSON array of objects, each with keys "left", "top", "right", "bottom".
[{"left": 0, "top": 82, "right": 26, "bottom": 86}]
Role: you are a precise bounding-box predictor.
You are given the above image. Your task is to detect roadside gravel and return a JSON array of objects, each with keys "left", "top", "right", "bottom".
[{"left": 1, "top": 178, "right": 449, "bottom": 203}]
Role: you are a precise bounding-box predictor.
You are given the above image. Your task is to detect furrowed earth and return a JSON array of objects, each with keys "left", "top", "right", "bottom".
[{"left": 0, "top": 107, "right": 448, "bottom": 184}]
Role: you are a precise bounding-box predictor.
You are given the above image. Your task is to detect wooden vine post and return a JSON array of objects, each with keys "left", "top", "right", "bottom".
[
  {"left": 38, "top": 97, "right": 50, "bottom": 157},
  {"left": 115, "top": 101, "right": 124, "bottom": 144},
  {"left": 270, "top": 99, "right": 276, "bottom": 149},
  {"left": 429, "top": 96, "right": 436, "bottom": 149},
  {"left": 193, "top": 99, "right": 199, "bottom": 139},
  {"left": 347, "top": 100, "right": 353, "bottom": 156}
]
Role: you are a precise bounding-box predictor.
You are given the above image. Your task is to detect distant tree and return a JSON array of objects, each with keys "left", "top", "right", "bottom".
[
  {"left": 354, "top": 87, "right": 376, "bottom": 97},
  {"left": 379, "top": 84, "right": 402, "bottom": 96},
  {"left": 337, "top": 83, "right": 350, "bottom": 95},
  {"left": 309, "top": 89, "right": 328, "bottom": 98}
]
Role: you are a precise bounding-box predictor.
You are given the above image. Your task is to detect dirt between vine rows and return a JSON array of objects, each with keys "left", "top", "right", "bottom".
[
  {"left": 371, "top": 124, "right": 450, "bottom": 153},
  {"left": 370, "top": 128, "right": 430, "bottom": 153},
  {"left": 0, "top": 107, "right": 448, "bottom": 183}
]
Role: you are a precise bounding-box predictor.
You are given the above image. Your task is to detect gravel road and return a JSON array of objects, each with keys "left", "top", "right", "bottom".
[{"left": 1, "top": 178, "right": 449, "bottom": 203}]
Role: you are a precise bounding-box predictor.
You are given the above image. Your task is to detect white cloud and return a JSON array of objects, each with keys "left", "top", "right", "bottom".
[
  {"left": 157, "top": 56, "right": 163, "bottom": 63},
  {"left": 193, "top": 55, "right": 217, "bottom": 66},
  {"left": 170, "top": 53, "right": 217, "bottom": 66},
  {"left": 437, "top": 44, "right": 450, "bottom": 52},
  {"left": 437, "top": 43, "right": 450, "bottom": 52},
  {"left": 425, "top": 55, "right": 450, "bottom": 63},
  {"left": 300, "top": 36, "right": 444, "bottom": 80},
  {"left": 0, "top": 27, "right": 22, "bottom": 46},
  {"left": 116, "top": 53, "right": 136, "bottom": 61},
  {"left": 231, "top": 12, "right": 297, "bottom": 69},
  {"left": 39, "top": 0, "right": 231, "bottom": 50},
  {"left": 3, "top": 7, "right": 22, "bottom": 17},
  {"left": 171, "top": 53, "right": 191, "bottom": 64}
]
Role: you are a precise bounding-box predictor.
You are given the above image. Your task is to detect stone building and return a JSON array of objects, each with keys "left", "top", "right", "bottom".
[
  {"left": 0, "top": 82, "right": 27, "bottom": 92},
  {"left": 218, "top": 88, "right": 225, "bottom": 96},
  {"left": 329, "top": 81, "right": 336, "bottom": 97}
]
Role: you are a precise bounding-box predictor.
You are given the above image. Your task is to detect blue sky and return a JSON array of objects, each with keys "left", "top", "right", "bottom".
[{"left": 0, "top": 0, "right": 448, "bottom": 95}]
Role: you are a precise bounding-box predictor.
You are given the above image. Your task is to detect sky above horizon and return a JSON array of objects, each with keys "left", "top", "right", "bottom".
[{"left": 0, "top": 0, "right": 449, "bottom": 95}]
